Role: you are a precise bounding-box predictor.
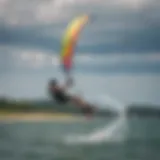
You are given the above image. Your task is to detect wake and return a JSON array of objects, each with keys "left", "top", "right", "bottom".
[{"left": 64, "top": 94, "right": 128, "bottom": 145}]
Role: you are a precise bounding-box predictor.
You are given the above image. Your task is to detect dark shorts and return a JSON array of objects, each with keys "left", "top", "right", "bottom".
[
  {"left": 54, "top": 94, "right": 71, "bottom": 104},
  {"left": 81, "top": 106, "right": 94, "bottom": 115}
]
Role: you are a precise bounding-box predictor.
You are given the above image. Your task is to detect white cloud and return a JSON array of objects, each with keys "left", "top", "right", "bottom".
[
  {"left": 13, "top": 51, "right": 160, "bottom": 68},
  {"left": 75, "top": 52, "right": 160, "bottom": 66},
  {"left": 1, "top": 0, "right": 158, "bottom": 49},
  {"left": 1, "top": 0, "right": 158, "bottom": 26},
  {"left": 9, "top": 48, "right": 59, "bottom": 68},
  {"left": 1, "top": 46, "right": 160, "bottom": 69},
  {"left": 35, "top": 0, "right": 75, "bottom": 24}
]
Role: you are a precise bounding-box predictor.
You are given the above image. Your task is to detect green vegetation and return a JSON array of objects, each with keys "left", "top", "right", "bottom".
[
  {"left": 0, "top": 98, "right": 79, "bottom": 114},
  {"left": 0, "top": 98, "right": 160, "bottom": 117}
]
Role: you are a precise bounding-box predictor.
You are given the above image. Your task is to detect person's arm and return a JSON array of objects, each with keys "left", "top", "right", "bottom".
[{"left": 61, "top": 77, "right": 73, "bottom": 91}]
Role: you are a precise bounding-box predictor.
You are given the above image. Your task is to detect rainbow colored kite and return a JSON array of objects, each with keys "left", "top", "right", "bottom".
[{"left": 60, "top": 15, "right": 89, "bottom": 74}]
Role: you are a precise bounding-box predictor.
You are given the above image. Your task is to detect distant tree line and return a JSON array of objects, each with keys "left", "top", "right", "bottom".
[{"left": 0, "top": 97, "right": 160, "bottom": 118}]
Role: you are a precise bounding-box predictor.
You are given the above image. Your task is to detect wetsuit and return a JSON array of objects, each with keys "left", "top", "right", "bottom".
[
  {"left": 49, "top": 87, "right": 94, "bottom": 116},
  {"left": 49, "top": 88, "right": 71, "bottom": 104}
]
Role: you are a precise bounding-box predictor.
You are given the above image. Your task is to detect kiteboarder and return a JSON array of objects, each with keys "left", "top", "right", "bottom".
[
  {"left": 48, "top": 15, "right": 95, "bottom": 117},
  {"left": 48, "top": 78, "right": 95, "bottom": 117}
]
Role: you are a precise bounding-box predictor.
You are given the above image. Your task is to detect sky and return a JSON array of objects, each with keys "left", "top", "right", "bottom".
[{"left": 0, "top": 0, "right": 160, "bottom": 107}]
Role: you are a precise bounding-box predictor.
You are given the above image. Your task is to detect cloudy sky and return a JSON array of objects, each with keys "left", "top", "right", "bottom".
[{"left": 0, "top": 0, "right": 160, "bottom": 107}]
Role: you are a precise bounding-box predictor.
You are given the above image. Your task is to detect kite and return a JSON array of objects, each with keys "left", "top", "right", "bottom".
[{"left": 60, "top": 15, "right": 89, "bottom": 75}]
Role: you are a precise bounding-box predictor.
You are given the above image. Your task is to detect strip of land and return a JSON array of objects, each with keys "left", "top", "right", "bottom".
[{"left": 0, "top": 112, "right": 84, "bottom": 122}]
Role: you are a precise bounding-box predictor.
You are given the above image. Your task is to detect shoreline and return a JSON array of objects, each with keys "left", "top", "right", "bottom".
[{"left": 0, "top": 112, "right": 84, "bottom": 122}]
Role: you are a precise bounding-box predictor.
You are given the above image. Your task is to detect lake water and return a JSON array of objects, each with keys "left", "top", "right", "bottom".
[{"left": 0, "top": 117, "right": 160, "bottom": 160}]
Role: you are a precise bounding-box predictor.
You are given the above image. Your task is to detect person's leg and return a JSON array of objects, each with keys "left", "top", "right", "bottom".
[
  {"left": 70, "top": 95, "right": 86, "bottom": 107},
  {"left": 81, "top": 105, "right": 94, "bottom": 116},
  {"left": 70, "top": 95, "right": 95, "bottom": 116}
]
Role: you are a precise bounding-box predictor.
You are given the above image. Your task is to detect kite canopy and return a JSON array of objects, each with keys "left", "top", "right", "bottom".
[{"left": 60, "top": 15, "right": 89, "bottom": 74}]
